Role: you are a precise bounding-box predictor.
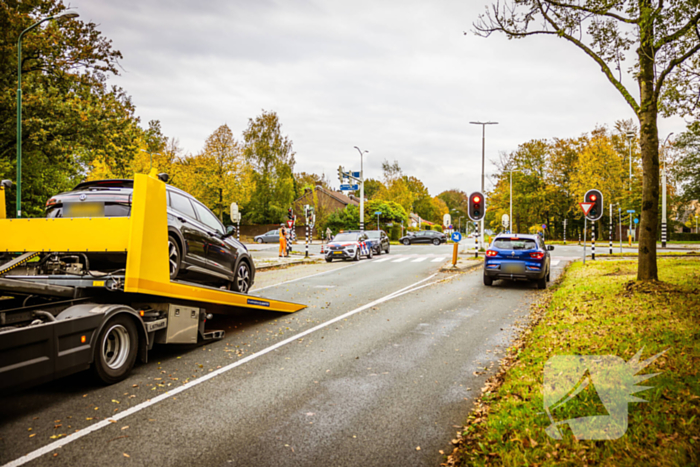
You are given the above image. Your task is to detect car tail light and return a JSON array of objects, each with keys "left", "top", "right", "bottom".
[
  {"left": 530, "top": 252, "right": 545, "bottom": 260},
  {"left": 486, "top": 250, "right": 498, "bottom": 257}
]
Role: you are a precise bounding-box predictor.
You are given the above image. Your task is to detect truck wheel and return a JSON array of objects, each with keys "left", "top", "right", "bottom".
[
  {"left": 93, "top": 315, "right": 138, "bottom": 385},
  {"left": 233, "top": 261, "right": 251, "bottom": 294},
  {"left": 168, "top": 236, "right": 181, "bottom": 280}
]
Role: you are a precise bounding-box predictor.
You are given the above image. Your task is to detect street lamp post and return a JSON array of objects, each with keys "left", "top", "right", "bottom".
[
  {"left": 470, "top": 121, "right": 498, "bottom": 248},
  {"left": 16, "top": 9, "right": 79, "bottom": 218},
  {"left": 353, "top": 146, "right": 368, "bottom": 231}
]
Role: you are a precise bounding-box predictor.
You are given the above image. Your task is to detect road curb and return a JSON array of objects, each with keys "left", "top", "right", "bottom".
[{"left": 439, "top": 259, "right": 482, "bottom": 273}]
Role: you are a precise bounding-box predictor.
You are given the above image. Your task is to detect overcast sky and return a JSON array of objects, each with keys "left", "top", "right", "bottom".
[{"left": 73, "top": 0, "right": 686, "bottom": 196}]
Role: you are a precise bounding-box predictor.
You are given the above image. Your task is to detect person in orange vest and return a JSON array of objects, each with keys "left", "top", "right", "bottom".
[{"left": 279, "top": 224, "right": 288, "bottom": 257}]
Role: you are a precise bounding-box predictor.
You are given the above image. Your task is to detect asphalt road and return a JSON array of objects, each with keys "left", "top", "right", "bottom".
[{"left": 0, "top": 244, "right": 597, "bottom": 466}]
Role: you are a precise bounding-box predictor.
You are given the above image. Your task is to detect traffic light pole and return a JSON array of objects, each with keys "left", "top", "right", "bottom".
[
  {"left": 592, "top": 222, "right": 596, "bottom": 260},
  {"left": 609, "top": 203, "right": 613, "bottom": 255}
]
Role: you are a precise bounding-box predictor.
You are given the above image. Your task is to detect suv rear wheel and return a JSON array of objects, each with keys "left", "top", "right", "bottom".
[
  {"left": 233, "top": 261, "right": 252, "bottom": 294},
  {"left": 168, "top": 236, "right": 180, "bottom": 280}
]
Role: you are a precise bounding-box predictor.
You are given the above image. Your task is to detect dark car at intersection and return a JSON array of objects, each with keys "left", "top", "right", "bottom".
[
  {"left": 398, "top": 230, "right": 446, "bottom": 245},
  {"left": 347, "top": 229, "right": 390, "bottom": 255}
]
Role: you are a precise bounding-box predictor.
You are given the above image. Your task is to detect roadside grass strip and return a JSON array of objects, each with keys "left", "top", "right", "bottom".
[{"left": 447, "top": 259, "right": 700, "bottom": 467}]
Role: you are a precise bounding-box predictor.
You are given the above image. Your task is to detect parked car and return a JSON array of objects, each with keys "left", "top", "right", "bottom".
[
  {"left": 44, "top": 178, "right": 255, "bottom": 293},
  {"left": 347, "top": 229, "right": 390, "bottom": 255},
  {"left": 398, "top": 230, "right": 447, "bottom": 245},
  {"left": 254, "top": 230, "right": 280, "bottom": 243},
  {"left": 483, "top": 234, "right": 553, "bottom": 289},
  {"left": 325, "top": 232, "right": 373, "bottom": 262}
]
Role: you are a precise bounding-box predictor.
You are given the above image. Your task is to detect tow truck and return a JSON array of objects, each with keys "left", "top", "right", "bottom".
[{"left": 0, "top": 172, "right": 305, "bottom": 393}]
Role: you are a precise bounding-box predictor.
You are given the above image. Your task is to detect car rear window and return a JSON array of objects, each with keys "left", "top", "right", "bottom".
[
  {"left": 493, "top": 239, "right": 538, "bottom": 250},
  {"left": 170, "top": 192, "right": 197, "bottom": 219}
]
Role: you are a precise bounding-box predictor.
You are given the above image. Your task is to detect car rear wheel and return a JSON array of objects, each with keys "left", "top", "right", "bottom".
[
  {"left": 93, "top": 314, "right": 138, "bottom": 385},
  {"left": 375, "top": 246, "right": 382, "bottom": 256},
  {"left": 402, "top": 239, "right": 410, "bottom": 245},
  {"left": 537, "top": 276, "right": 547, "bottom": 289},
  {"left": 432, "top": 239, "right": 440, "bottom": 245},
  {"left": 233, "top": 261, "right": 251, "bottom": 294},
  {"left": 483, "top": 274, "right": 493, "bottom": 286},
  {"left": 546, "top": 269, "right": 550, "bottom": 282},
  {"left": 385, "top": 245, "right": 390, "bottom": 254},
  {"left": 256, "top": 238, "right": 263, "bottom": 244},
  {"left": 168, "top": 236, "right": 180, "bottom": 280}
]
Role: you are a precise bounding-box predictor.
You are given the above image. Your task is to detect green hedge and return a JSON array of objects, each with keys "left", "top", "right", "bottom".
[
  {"left": 669, "top": 232, "right": 700, "bottom": 242},
  {"left": 389, "top": 224, "right": 402, "bottom": 241}
]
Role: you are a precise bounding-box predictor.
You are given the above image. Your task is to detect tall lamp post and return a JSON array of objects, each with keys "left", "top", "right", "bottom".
[
  {"left": 353, "top": 146, "right": 368, "bottom": 231},
  {"left": 470, "top": 121, "right": 498, "bottom": 248},
  {"left": 16, "top": 9, "right": 79, "bottom": 218},
  {"left": 661, "top": 133, "right": 673, "bottom": 248}
]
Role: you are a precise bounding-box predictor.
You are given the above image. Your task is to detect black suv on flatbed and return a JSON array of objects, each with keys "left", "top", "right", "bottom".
[{"left": 45, "top": 179, "right": 254, "bottom": 293}]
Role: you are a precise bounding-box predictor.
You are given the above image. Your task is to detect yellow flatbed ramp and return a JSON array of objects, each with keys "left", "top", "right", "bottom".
[{"left": 0, "top": 172, "right": 305, "bottom": 314}]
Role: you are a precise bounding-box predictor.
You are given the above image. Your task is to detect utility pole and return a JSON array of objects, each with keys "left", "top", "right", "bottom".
[
  {"left": 609, "top": 203, "right": 614, "bottom": 254},
  {"left": 470, "top": 121, "right": 498, "bottom": 249},
  {"left": 354, "top": 146, "right": 368, "bottom": 232}
]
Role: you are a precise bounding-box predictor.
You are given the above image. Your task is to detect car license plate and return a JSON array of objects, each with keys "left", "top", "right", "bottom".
[
  {"left": 333, "top": 251, "right": 343, "bottom": 254},
  {"left": 64, "top": 202, "right": 105, "bottom": 218},
  {"left": 503, "top": 263, "right": 525, "bottom": 273}
]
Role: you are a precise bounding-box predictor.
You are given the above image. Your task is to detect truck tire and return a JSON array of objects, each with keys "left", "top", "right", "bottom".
[{"left": 93, "top": 314, "right": 138, "bottom": 385}]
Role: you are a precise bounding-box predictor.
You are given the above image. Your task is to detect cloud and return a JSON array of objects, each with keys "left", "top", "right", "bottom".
[{"left": 73, "top": 0, "right": 684, "bottom": 196}]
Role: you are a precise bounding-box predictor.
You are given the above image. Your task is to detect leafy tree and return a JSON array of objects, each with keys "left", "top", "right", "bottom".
[
  {"left": 361, "top": 178, "right": 385, "bottom": 199},
  {"left": 438, "top": 189, "right": 469, "bottom": 221},
  {"left": 474, "top": 0, "right": 700, "bottom": 281},
  {"left": 322, "top": 199, "right": 407, "bottom": 234},
  {"left": 242, "top": 110, "right": 296, "bottom": 224},
  {"left": 0, "top": 0, "right": 143, "bottom": 217},
  {"left": 673, "top": 121, "right": 700, "bottom": 202}
]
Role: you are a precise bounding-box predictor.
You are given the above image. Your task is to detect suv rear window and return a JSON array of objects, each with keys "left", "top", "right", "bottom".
[
  {"left": 493, "top": 238, "right": 537, "bottom": 250},
  {"left": 46, "top": 204, "right": 130, "bottom": 218}
]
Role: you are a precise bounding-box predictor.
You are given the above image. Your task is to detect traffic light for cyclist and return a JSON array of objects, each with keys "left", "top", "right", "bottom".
[
  {"left": 468, "top": 191, "right": 486, "bottom": 221},
  {"left": 584, "top": 189, "right": 603, "bottom": 221}
]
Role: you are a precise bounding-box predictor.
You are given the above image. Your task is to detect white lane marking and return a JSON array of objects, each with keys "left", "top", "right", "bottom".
[
  {"left": 4, "top": 273, "right": 439, "bottom": 467},
  {"left": 551, "top": 260, "right": 560, "bottom": 266},
  {"left": 392, "top": 257, "right": 411, "bottom": 263},
  {"left": 431, "top": 257, "right": 445, "bottom": 262},
  {"left": 372, "top": 256, "right": 395, "bottom": 263},
  {"left": 250, "top": 262, "right": 357, "bottom": 293},
  {"left": 411, "top": 257, "right": 427, "bottom": 262}
]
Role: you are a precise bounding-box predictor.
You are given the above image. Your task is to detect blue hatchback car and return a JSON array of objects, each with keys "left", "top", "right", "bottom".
[{"left": 483, "top": 234, "right": 554, "bottom": 289}]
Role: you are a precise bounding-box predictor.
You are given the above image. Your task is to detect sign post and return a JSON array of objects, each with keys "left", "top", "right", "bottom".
[
  {"left": 563, "top": 219, "right": 567, "bottom": 245},
  {"left": 579, "top": 202, "right": 593, "bottom": 265},
  {"left": 451, "top": 231, "right": 462, "bottom": 267}
]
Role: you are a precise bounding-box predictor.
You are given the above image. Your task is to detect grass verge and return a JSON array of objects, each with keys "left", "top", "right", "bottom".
[{"left": 447, "top": 259, "right": 700, "bottom": 466}]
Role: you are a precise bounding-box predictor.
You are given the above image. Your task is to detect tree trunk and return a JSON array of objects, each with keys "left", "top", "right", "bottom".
[{"left": 636, "top": 6, "right": 659, "bottom": 281}]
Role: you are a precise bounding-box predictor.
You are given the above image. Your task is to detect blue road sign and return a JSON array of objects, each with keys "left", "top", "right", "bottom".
[
  {"left": 339, "top": 184, "right": 359, "bottom": 191},
  {"left": 634, "top": 218, "right": 639, "bottom": 224},
  {"left": 451, "top": 231, "right": 462, "bottom": 242},
  {"left": 627, "top": 209, "right": 635, "bottom": 213},
  {"left": 374, "top": 211, "right": 382, "bottom": 215},
  {"left": 352, "top": 172, "right": 360, "bottom": 178}
]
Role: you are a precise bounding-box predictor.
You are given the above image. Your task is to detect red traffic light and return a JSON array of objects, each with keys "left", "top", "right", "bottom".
[
  {"left": 590, "top": 194, "right": 597, "bottom": 201},
  {"left": 473, "top": 196, "right": 481, "bottom": 203}
]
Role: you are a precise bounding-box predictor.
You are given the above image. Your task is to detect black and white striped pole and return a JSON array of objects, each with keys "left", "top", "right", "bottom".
[
  {"left": 592, "top": 222, "right": 596, "bottom": 260},
  {"left": 609, "top": 203, "right": 613, "bottom": 255},
  {"left": 563, "top": 219, "right": 567, "bottom": 245},
  {"left": 304, "top": 206, "right": 309, "bottom": 258}
]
